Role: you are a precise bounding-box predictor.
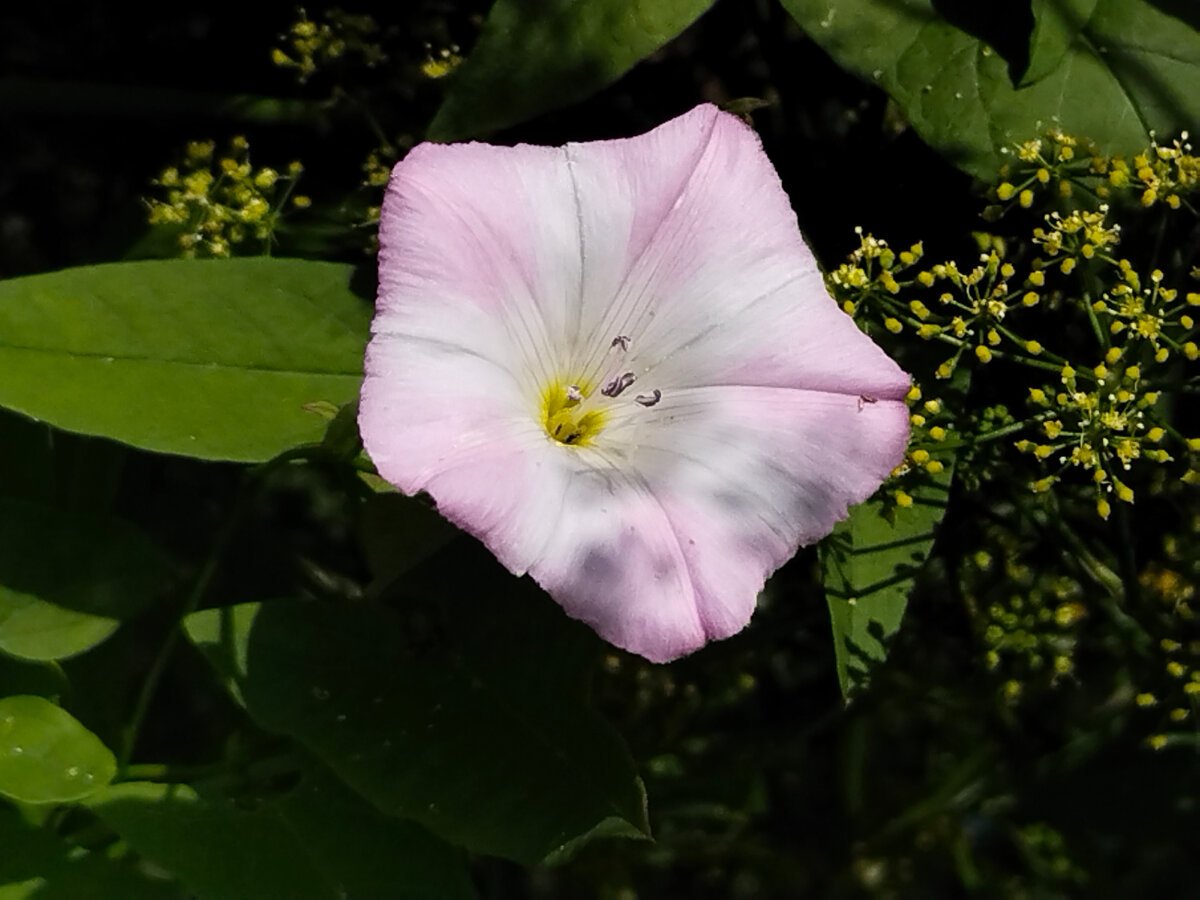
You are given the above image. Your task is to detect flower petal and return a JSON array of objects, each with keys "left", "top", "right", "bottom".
[
  {"left": 361, "top": 334, "right": 573, "bottom": 575},
  {"left": 560, "top": 103, "right": 907, "bottom": 399},
  {"left": 373, "top": 140, "right": 584, "bottom": 386},
  {"left": 628, "top": 387, "right": 911, "bottom": 643},
  {"left": 526, "top": 458, "right": 707, "bottom": 663}
]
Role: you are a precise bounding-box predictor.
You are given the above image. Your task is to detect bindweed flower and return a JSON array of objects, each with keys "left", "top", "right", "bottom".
[{"left": 360, "top": 105, "right": 910, "bottom": 662}]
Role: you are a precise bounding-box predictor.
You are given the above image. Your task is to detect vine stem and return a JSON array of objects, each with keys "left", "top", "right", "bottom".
[{"left": 117, "top": 446, "right": 319, "bottom": 773}]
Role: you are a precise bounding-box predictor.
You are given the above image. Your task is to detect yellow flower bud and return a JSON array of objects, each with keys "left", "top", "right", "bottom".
[
  {"left": 997, "top": 182, "right": 1016, "bottom": 200},
  {"left": 975, "top": 345, "right": 993, "bottom": 363},
  {"left": 1019, "top": 189, "right": 1034, "bottom": 208}
]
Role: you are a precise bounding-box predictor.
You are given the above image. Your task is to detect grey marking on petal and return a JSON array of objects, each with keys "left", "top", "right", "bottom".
[
  {"left": 582, "top": 547, "right": 620, "bottom": 586},
  {"left": 611, "top": 335, "right": 631, "bottom": 351},
  {"left": 634, "top": 389, "right": 662, "bottom": 408},
  {"left": 601, "top": 371, "right": 636, "bottom": 397}
]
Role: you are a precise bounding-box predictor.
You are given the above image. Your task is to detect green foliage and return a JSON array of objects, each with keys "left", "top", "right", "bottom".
[
  {"left": 0, "top": 804, "right": 180, "bottom": 899},
  {"left": 184, "top": 581, "right": 650, "bottom": 864},
  {"left": 781, "top": 0, "right": 1200, "bottom": 176},
  {"left": 1025, "top": 0, "right": 1098, "bottom": 86},
  {"left": 822, "top": 461, "right": 953, "bottom": 699},
  {"left": 0, "top": 696, "right": 115, "bottom": 804},
  {"left": 0, "top": 498, "right": 172, "bottom": 661},
  {"left": 428, "top": 0, "right": 716, "bottom": 140},
  {"left": 88, "top": 772, "right": 473, "bottom": 900},
  {"left": 0, "top": 658, "right": 66, "bottom": 701},
  {"left": 3, "top": 3, "right": 1199, "bottom": 897},
  {"left": 0, "top": 259, "right": 369, "bottom": 462}
]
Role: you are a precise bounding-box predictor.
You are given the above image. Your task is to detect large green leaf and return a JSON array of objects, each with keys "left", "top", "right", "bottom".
[
  {"left": 0, "top": 259, "right": 370, "bottom": 462},
  {"left": 428, "top": 0, "right": 716, "bottom": 140},
  {"left": 0, "top": 804, "right": 181, "bottom": 900},
  {"left": 0, "top": 695, "right": 115, "bottom": 803},
  {"left": 185, "top": 564, "right": 649, "bottom": 863},
  {"left": 359, "top": 493, "right": 461, "bottom": 593},
  {"left": 0, "top": 657, "right": 66, "bottom": 700},
  {"left": 1024, "top": 0, "right": 1099, "bottom": 85},
  {"left": 821, "top": 466, "right": 953, "bottom": 701},
  {"left": 0, "top": 498, "right": 173, "bottom": 661},
  {"left": 781, "top": 0, "right": 1200, "bottom": 177},
  {"left": 88, "top": 769, "right": 473, "bottom": 900}
]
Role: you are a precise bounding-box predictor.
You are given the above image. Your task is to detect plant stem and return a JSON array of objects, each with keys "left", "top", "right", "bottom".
[{"left": 117, "top": 448, "right": 317, "bottom": 773}]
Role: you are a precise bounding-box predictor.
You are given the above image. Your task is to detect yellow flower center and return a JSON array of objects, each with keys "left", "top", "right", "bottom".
[{"left": 540, "top": 378, "right": 607, "bottom": 447}]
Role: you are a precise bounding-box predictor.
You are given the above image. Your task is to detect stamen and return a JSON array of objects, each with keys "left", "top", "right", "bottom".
[
  {"left": 611, "top": 335, "right": 631, "bottom": 351},
  {"left": 635, "top": 389, "right": 662, "bottom": 408},
  {"left": 601, "top": 371, "right": 636, "bottom": 397},
  {"left": 566, "top": 384, "right": 584, "bottom": 402}
]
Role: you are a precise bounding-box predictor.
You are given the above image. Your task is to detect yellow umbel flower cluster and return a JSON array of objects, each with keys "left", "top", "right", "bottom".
[
  {"left": 995, "top": 131, "right": 1199, "bottom": 214},
  {"left": 271, "top": 8, "right": 385, "bottom": 84},
  {"left": 828, "top": 131, "right": 1199, "bottom": 522},
  {"left": 146, "top": 137, "right": 307, "bottom": 258}
]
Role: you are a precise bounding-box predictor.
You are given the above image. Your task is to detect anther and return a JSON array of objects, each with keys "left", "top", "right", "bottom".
[
  {"left": 566, "top": 384, "right": 583, "bottom": 402},
  {"left": 601, "top": 372, "right": 636, "bottom": 397},
  {"left": 611, "top": 335, "right": 631, "bottom": 352},
  {"left": 635, "top": 389, "right": 662, "bottom": 408}
]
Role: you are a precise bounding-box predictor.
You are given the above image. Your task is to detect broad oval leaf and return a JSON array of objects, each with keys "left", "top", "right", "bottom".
[
  {"left": 0, "top": 498, "right": 173, "bottom": 661},
  {"left": 0, "top": 259, "right": 370, "bottom": 462},
  {"left": 185, "top": 578, "right": 649, "bottom": 863},
  {"left": 0, "top": 656, "right": 67, "bottom": 700},
  {"left": 88, "top": 770, "right": 473, "bottom": 900},
  {"left": 782, "top": 0, "right": 1200, "bottom": 177},
  {"left": 1024, "top": 0, "right": 1099, "bottom": 86},
  {"left": 428, "top": 0, "right": 716, "bottom": 141},
  {"left": 0, "top": 803, "right": 183, "bottom": 899},
  {"left": 0, "top": 695, "right": 116, "bottom": 803},
  {"left": 821, "top": 463, "right": 954, "bottom": 701}
]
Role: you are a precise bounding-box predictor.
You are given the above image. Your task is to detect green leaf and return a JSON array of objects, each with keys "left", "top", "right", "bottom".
[
  {"left": 0, "top": 498, "right": 173, "bottom": 661},
  {"left": 0, "top": 695, "right": 115, "bottom": 803},
  {"left": 821, "top": 466, "right": 953, "bottom": 701},
  {"left": 0, "top": 804, "right": 182, "bottom": 899},
  {"left": 428, "top": 0, "right": 716, "bottom": 140},
  {"left": 181, "top": 604, "right": 259, "bottom": 708},
  {"left": 0, "top": 657, "right": 66, "bottom": 701},
  {"left": 359, "top": 494, "right": 461, "bottom": 589},
  {"left": 0, "top": 411, "right": 53, "bottom": 505},
  {"left": 88, "top": 769, "right": 473, "bottom": 900},
  {"left": 1024, "top": 0, "right": 1099, "bottom": 85},
  {"left": 0, "top": 259, "right": 371, "bottom": 462},
  {"left": 185, "top": 577, "right": 648, "bottom": 863},
  {"left": 781, "top": 0, "right": 1200, "bottom": 177}
]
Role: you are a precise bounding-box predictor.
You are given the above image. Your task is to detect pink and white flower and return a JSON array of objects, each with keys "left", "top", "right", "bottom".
[{"left": 360, "top": 104, "right": 910, "bottom": 662}]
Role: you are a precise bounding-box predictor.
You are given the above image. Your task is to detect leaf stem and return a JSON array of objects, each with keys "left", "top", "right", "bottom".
[{"left": 117, "top": 448, "right": 317, "bottom": 773}]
